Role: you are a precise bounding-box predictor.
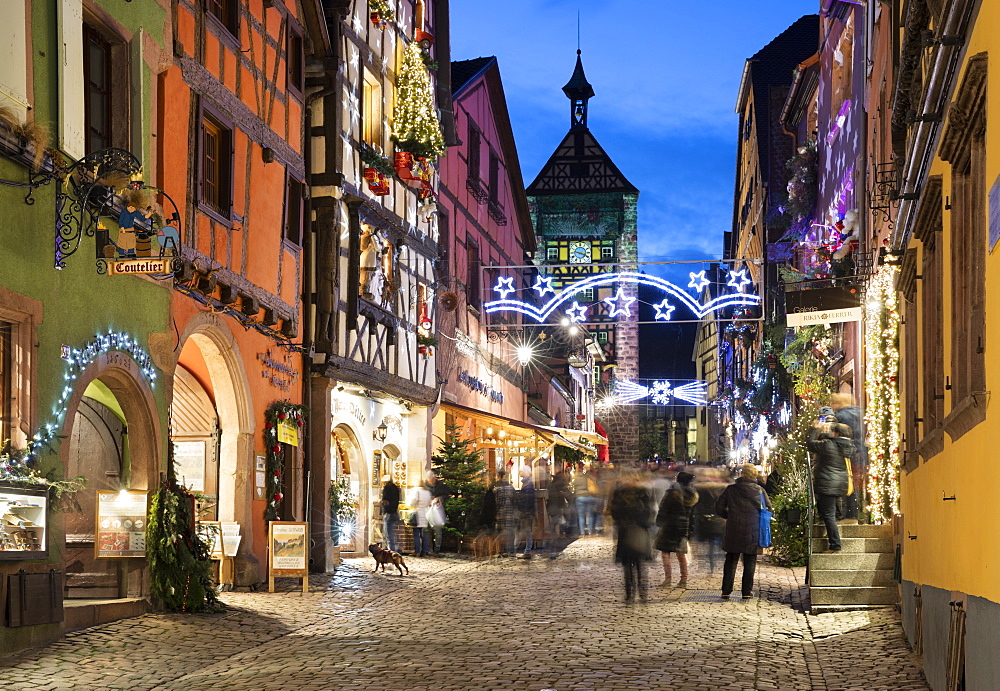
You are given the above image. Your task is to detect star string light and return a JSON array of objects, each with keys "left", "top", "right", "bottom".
[
  {"left": 603, "top": 288, "right": 636, "bottom": 318},
  {"left": 532, "top": 275, "right": 555, "bottom": 297},
  {"left": 653, "top": 299, "right": 676, "bottom": 321},
  {"left": 727, "top": 268, "right": 753, "bottom": 292},
  {"left": 492, "top": 276, "right": 516, "bottom": 299},
  {"left": 688, "top": 270, "right": 710, "bottom": 293},
  {"left": 565, "top": 302, "right": 588, "bottom": 323}
]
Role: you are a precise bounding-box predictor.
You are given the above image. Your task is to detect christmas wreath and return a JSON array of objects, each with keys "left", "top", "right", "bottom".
[{"left": 263, "top": 402, "right": 308, "bottom": 523}]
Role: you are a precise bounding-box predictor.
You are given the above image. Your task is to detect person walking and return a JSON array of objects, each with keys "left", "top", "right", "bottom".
[
  {"left": 572, "top": 467, "right": 598, "bottom": 536},
  {"left": 609, "top": 471, "right": 654, "bottom": 603},
  {"left": 808, "top": 420, "right": 855, "bottom": 553},
  {"left": 654, "top": 471, "right": 699, "bottom": 589},
  {"left": 515, "top": 467, "right": 535, "bottom": 559},
  {"left": 547, "top": 470, "right": 570, "bottom": 536},
  {"left": 380, "top": 474, "right": 401, "bottom": 552},
  {"left": 831, "top": 392, "right": 866, "bottom": 519},
  {"left": 493, "top": 471, "right": 517, "bottom": 556},
  {"left": 427, "top": 472, "right": 451, "bottom": 555},
  {"left": 405, "top": 481, "right": 432, "bottom": 557},
  {"left": 715, "top": 464, "right": 771, "bottom": 599}
]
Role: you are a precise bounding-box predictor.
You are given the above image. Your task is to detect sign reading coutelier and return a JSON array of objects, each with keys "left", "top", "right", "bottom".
[
  {"left": 107, "top": 258, "right": 172, "bottom": 276},
  {"left": 785, "top": 285, "right": 862, "bottom": 327}
]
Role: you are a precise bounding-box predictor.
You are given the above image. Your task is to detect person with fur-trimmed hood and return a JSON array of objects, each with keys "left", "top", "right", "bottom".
[{"left": 654, "top": 471, "right": 699, "bottom": 589}]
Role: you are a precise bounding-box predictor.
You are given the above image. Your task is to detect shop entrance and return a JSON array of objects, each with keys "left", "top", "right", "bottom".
[
  {"left": 64, "top": 380, "right": 126, "bottom": 598},
  {"left": 333, "top": 425, "right": 366, "bottom": 553}
]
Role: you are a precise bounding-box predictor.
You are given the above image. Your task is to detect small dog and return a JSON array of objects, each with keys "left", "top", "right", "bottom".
[
  {"left": 368, "top": 543, "right": 408, "bottom": 576},
  {"left": 472, "top": 533, "right": 502, "bottom": 560}
]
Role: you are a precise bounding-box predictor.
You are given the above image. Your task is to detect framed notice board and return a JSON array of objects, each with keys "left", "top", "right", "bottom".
[
  {"left": 95, "top": 490, "right": 148, "bottom": 558},
  {"left": 268, "top": 521, "right": 308, "bottom": 593}
]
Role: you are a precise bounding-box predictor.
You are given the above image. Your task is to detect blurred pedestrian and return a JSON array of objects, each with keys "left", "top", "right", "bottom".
[
  {"left": 547, "top": 470, "right": 570, "bottom": 536},
  {"left": 380, "top": 474, "right": 400, "bottom": 552},
  {"left": 831, "top": 392, "right": 866, "bottom": 519},
  {"left": 427, "top": 472, "right": 451, "bottom": 555},
  {"left": 405, "top": 481, "right": 432, "bottom": 557},
  {"left": 609, "top": 471, "right": 654, "bottom": 603},
  {"left": 573, "top": 467, "right": 598, "bottom": 536},
  {"left": 808, "top": 420, "right": 855, "bottom": 553},
  {"left": 715, "top": 464, "right": 772, "bottom": 599},
  {"left": 516, "top": 467, "right": 535, "bottom": 559},
  {"left": 654, "top": 471, "right": 699, "bottom": 589},
  {"left": 493, "top": 471, "right": 517, "bottom": 556}
]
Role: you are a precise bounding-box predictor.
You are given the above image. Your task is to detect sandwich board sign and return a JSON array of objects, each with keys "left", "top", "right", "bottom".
[{"left": 268, "top": 521, "right": 308, "bottom": 594}]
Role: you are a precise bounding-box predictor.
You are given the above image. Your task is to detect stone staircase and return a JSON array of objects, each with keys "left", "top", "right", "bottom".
[{"left": 808, "top": 522, "right": 897, "bottom": 613}]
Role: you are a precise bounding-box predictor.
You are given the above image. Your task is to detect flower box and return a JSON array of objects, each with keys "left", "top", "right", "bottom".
[{"left": 363, "top": 167, "right": 390, "bottom": 195}]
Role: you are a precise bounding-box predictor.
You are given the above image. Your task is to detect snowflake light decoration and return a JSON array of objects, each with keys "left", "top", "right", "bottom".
[{"left": 650, "top": 381, "right": 673, "bottom": 405}]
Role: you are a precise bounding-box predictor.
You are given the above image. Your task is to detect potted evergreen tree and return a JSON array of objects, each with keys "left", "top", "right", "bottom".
[{"left": 431, "top": 426, "right": 486, "bottom": 551}]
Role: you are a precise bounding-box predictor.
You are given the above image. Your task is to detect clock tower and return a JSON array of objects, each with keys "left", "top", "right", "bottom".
[{"left": 527, "top": 50, "right": 640, "bottom": 464}]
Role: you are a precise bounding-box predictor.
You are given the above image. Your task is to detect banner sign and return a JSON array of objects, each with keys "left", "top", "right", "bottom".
[{"left": 785, "top": 285, "right": 862, "bottom": 326}]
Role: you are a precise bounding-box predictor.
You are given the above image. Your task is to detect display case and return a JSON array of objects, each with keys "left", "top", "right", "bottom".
[{"left": 0, "top": 484, "right": 48, "bottom": 559}]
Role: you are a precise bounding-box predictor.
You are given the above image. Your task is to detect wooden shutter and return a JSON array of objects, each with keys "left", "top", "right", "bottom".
[
  {"left": 0, "top": 2, "right": 29, "bottom": 118},
  {"left": 57, "top": 0, "right": 85, "bottom": 160}
]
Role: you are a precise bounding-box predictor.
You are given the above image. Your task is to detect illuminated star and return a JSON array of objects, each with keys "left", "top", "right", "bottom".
[
  {"left": 653, "top": 299, "right": 676, "bottom": 321},
  {"left": 566, "top": 302, "right": 588, "bottom": 323},
  {"left": 727, "top": 268, "right": 752, "bottom": 292},
  {"left": 493, "top": 276, "right": 516, "bottom": 299},
  {"left": 532, "top": 275, "right": 555, "bottom": 297},
  {"left": 688, "top": 270, "right": 710, "bottom": 293},
  {"left": 603, "top": 288, "right": 636, "bottom": 319}
]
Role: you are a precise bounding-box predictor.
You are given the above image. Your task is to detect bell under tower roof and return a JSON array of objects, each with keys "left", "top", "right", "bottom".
[{"left": 562, "top": 50, "right": 594, "bottom": 128}]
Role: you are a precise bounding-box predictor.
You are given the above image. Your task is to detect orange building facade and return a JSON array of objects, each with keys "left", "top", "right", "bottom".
[{"left": 157, "top": 1, "right": 328, "bottom": 581}]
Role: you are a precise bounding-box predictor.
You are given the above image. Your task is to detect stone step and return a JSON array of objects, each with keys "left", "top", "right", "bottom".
[
  {"left": 810, "top": 551, "right": 894, "bottom": 570},
  {"left": 812, "top": 536, "right": 893, "bottom": 553},
  {"left": 810, "top": 568, "right": 895, "bottom": 587},
  {"left": 811, "top": 523, "right": 892, "bottom": 539},
  {"left": 810, "top": 585, "right": 897, "bottom": 606},
  {"left": 810, "top": 603, "right": 896, "bottom": 614}
]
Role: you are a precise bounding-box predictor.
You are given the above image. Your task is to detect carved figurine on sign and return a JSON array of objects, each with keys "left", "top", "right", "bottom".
[
  {"left": 116, "top": 202, "right": 152, "bottom": 259},
  {"left": 360, "top": 227, "right": 387, "bottom": 304}
]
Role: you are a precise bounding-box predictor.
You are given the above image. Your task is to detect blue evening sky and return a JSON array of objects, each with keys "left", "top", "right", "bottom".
[{"left": 450, "top": 0, "right": 815, "bottom": 278}]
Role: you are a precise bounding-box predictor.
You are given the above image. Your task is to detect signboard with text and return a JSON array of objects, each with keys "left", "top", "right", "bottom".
[
  {"left": 785, "top": 285, "right": 862, "bottom": 327},
  {"left": 106, "top": 258, "right": 172, "bottom": 276},
  {"left": 95, "top": 490, "right": 148, "bottom": 558}
]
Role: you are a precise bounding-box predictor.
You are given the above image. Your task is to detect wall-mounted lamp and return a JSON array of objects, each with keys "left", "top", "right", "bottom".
[{"left": 373, "top": 421, "right": 388, "bottom": 443}]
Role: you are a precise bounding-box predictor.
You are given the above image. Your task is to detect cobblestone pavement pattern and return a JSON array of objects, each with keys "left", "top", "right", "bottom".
[{"left": 0, "top": 536, "right": 927, "bottom": 690}]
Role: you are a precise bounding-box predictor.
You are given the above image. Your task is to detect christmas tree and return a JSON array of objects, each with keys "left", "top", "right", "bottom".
[
  {"left": 431, "top": 425, "right": 486, "bottom": 538},
  {"left": 392, "top": 42, "right": 446, "bottom": 159}
]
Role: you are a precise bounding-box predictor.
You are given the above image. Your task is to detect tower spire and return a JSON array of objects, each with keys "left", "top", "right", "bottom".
[{"left": 562, "top": 50, "right": 594, "bottom": 128}]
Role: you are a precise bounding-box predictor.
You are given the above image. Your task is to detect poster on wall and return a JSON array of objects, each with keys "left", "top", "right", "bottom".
[
  {"left": 268, "top": 521, "right": 307, "bottom": 572},
  {"left": 277, "top": 420, "right": 299, "bottom": 446},
  {"left": 173, "top": 440, "right": 207, "bottom": 492},
  {"left": 95, "top": 490, "right": 148, "bottom": 558}
]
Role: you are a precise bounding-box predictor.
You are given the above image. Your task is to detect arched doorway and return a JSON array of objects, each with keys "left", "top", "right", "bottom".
[
  {"left": 171, "top": 320, "right": 253, "bottom": 544},
  {"left": 333, "top": 424, "right": 367, "bottom": 553},
  {"left": 61, "top": 355, "right": 160, "bottom": 600}
]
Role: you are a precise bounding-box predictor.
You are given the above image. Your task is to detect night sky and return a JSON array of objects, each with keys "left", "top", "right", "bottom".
[{"left": 450, "top": 0, "right": 815, "bottom": 275}]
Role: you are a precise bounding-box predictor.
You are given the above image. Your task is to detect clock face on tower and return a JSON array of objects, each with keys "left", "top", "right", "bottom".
[{"left": 569, "top": 241, "right": 591, "bottom": 264}]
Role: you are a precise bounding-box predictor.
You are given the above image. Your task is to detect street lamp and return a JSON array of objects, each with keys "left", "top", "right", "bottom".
[{"left": 516, "top": 344, "right": 533, "bottom": 366}]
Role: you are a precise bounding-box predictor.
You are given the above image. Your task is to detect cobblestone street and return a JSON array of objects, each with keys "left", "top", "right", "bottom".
[{"left": 0, "top": 537, "right": 927, "bottom": 690}]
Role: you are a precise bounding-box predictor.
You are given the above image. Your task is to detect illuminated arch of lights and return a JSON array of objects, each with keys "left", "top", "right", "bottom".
[
  {"left": 607, "top": 379, "right": 709, "bottom": 407},
  {"left": 485, "top": 270, "right": 760, "bottom": 323}
]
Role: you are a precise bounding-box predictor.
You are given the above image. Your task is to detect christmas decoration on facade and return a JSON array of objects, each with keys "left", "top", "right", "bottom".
[
  {"left": 609, "top": 379, "right": 709, "bottom": 407},
  {"left": 485, "top": 270, "right": 761, "bottom": 323},
  {"left": 263, "top": 402, "right": 307, "bottom": 523},
  {"left": 392, "top": 41, "right": 446, "bottom": 159}
]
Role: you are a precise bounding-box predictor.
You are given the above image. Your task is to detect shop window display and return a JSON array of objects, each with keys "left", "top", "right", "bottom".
[{"left": 0, "top": 485, "right": 47, "bottom": 557}]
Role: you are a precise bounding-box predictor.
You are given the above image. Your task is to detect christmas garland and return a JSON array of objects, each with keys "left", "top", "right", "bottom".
[
  {"left": 147, "top": 476, "right": 223, "bottom": 613},
  {"left": 263, "top": 402, "right": 307, "bottom": 523}
]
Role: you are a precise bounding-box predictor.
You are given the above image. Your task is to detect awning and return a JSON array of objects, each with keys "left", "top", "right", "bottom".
[
  {"left": 440, "top": 403, "right": 557, "bottom": 445},
  {"left": 539, "top": 425, "right": 609, "bottom": 448}
]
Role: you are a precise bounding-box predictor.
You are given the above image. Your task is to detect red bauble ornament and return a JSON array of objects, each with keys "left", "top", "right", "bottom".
[
  {"left": 297, "top": 420, "right": 303, "bottom": 427},
  {"left": 265, "top": 423, "right": 273, "bottom": 429},
  {"left": 274, "top": 469, "right": 281, "bottom": 477},
  {"left": 272, "top": 444, "right": 281, "bottom": 453},
  {"left": 274, "top": 493, "right": 283, "bottom": 501},
  {"left": 278, "top": 413, "right": 286, "bottom": 420}
]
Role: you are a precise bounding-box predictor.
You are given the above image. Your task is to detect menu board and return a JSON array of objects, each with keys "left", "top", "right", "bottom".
[
  {"left": 269, "top": 521, "right": 307, "bottom": 573},
  {"left": 95, "top": 490, "right": 148, "bottom": 558},
  {"left": 197, "top": 521, "right": 224, "bottom": 559}
]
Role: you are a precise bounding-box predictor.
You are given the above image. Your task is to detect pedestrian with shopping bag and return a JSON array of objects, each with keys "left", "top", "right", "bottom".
[
  {"left": 715, "top": 464, "right": 772, "bottom": 600},
  {"left": 807, "top": 419, "right": 855, "bottom": 553}
]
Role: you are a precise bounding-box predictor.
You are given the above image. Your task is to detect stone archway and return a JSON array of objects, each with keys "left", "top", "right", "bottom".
[
  {"left": 60, "top": 352, "right": 162, "bottom": 599},
  {"left": 172, "top": 315, "right": 255, "bottom": 545},
  {"left": 333, "top": 424, "right": 368, "bottom": 552}
]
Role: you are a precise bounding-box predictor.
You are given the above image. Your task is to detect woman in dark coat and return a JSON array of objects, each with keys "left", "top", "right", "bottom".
[
  {"left": 807, "top": 421, "right": 855, "bottom": 552},
  {"left": 715, "top": 464, "right": 772, "bottom": 599},
  {"left": 609, "top": 471, "right": 654, "bottom": 603},
  {"left": 654, "top": 471, "right": 699, "bottom": 589}
]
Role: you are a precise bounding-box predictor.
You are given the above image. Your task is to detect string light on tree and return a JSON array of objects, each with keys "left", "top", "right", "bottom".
[{"left": 392, "top": 41, "right": 446, "bottom": 159}]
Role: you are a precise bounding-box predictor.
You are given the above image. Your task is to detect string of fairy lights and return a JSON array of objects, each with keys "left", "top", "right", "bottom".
[{"left": 864, "top": 265, "right": 901, "bottom": 523}]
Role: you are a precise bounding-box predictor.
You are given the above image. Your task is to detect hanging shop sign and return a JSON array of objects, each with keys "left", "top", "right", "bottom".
[
  {"left": 785, "top": 285, "right": 862, "bottom": 327},
  {"left": 268, "top": 521, "right": 308, "bottom": 593},
  {"left": 458, "top": 370, "right": 504, "bottom": 404},
  {"left": 105, "top": 258, "right": 172, "bottom": 276},
  {"left": 95, "top": 490, "right": 148, "bottom": 558},
  {"left": 277, "top": 419, "right": 300, "bottom": 446}
]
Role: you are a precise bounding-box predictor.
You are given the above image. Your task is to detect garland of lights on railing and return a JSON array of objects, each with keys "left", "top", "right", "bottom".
[{"left": 864, "top": 265, "right": 901, "bottom": 523}]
